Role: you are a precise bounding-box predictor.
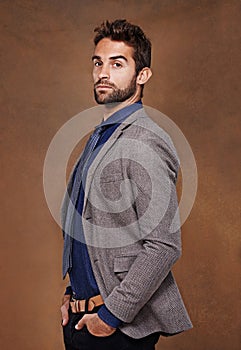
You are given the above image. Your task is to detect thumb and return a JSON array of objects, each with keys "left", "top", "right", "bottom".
[{"left": 75, "top": 316, "right": 86, "bottom": 330}]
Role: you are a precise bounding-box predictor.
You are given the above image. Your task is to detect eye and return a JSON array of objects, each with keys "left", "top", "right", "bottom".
[
  {"left": 94, "top": 61, "right": 102, "bottom": 67},
  {"left": 113, "top": 62, "right": 122, "bottom": 68}
]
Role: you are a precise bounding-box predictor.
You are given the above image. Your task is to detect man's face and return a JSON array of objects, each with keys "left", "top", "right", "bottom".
[{"left": 92, "top": 38, "right": 138, "bottom": 104}]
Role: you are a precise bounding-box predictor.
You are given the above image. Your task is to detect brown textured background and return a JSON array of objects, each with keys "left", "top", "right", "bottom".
[{"left": 0, "top": 0, "right": 240, "bottom": 349}]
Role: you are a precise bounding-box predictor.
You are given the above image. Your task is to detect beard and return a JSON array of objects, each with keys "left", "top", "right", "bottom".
[{"left": 94, "top": 75, "right": 137, "bottom": 104}]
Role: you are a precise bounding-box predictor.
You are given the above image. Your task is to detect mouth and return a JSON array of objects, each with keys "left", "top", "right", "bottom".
[{"left": 95, "top": 84, "right": 113, "bottom": 90}]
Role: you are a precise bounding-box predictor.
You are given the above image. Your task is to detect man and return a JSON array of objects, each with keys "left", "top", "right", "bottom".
[{"left": 61, "top": 19, "right": 192, "bottom": 350}]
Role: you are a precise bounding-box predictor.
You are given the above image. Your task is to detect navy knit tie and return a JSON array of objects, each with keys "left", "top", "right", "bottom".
[{"left": 62, "top": 125, "right": 104, "bottom": 278}]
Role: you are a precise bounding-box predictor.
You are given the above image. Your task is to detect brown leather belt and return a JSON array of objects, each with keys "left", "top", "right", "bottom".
[{"left": 70, "top": 294, "right": 104, "bottom": 313}]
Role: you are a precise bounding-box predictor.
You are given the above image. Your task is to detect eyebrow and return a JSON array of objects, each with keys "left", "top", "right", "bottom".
[{"left": 92, "top": 55, "right": 128, "bottom": 62}]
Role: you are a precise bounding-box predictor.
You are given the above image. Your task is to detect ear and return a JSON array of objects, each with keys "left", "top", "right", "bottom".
[{"left": 136, "top": 67, "right": 152, "bottom": 85}]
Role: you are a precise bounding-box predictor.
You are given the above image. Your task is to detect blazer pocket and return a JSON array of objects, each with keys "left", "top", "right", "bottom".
[{"left": 114, "top": 255, "right": 137, "bottom": 281}]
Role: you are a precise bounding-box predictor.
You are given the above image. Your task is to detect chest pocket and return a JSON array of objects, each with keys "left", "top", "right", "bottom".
[{"left": 100, "top": 172, "right": 124, "bottom": 183}]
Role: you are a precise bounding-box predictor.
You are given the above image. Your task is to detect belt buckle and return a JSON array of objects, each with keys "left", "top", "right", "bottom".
[
  {"left": 71, "top": 297, "right": 86, "bottom": 313},
  {"left": 70, "top": 295, "right": 99, "bottom": 313},
  {"left": 75, "top": 299, "right": 81, "bottom": 313}
]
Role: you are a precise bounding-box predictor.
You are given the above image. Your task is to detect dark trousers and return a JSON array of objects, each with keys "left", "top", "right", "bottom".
[{"left": 62, "top": 308, "right": 160, "bottom": 350}]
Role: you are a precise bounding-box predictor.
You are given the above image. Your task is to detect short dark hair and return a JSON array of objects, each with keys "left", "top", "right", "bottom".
[{"left": 94, "top": 19, "right": 152, "bottom": 75}]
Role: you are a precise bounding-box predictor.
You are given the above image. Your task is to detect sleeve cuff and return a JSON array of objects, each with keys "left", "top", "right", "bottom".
[
  {"left": 97, "top": 305, "right": 123, "bottom": 328},
  {"left": 64, "top": 286, "right": 73, "bottom": 296}
]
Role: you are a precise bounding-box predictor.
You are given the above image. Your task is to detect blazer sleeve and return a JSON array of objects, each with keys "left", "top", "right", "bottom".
[{"left": 104, "top": 132, "right": 182, "bottom": 323}]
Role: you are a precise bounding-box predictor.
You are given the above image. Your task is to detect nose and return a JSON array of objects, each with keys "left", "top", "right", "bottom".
[{"left": 98, "top": 63, "right": 110, "bottom": 80}]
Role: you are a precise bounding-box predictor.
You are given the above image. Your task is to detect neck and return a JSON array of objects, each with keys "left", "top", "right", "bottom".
[{"left": 101, "top": 95, "right": 141, "bottom": 120}]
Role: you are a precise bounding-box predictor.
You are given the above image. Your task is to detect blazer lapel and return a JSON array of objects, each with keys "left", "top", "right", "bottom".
[{"left": 82, "top": 110, "right": 143, "bottom": 215}]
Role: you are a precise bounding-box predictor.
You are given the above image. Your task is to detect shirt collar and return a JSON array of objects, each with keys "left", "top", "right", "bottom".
[{"left": 97, "top": 100, "right": 143, "bottom": 129}]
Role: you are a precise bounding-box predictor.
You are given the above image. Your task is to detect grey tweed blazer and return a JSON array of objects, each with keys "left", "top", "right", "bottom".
[{"left": 61, "top": 107, "right": 193, "bottom": 339}]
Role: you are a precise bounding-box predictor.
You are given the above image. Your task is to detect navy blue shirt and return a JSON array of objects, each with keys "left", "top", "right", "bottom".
[{"left": 66, "top": 102, "right": 143, "bottom": 327}]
